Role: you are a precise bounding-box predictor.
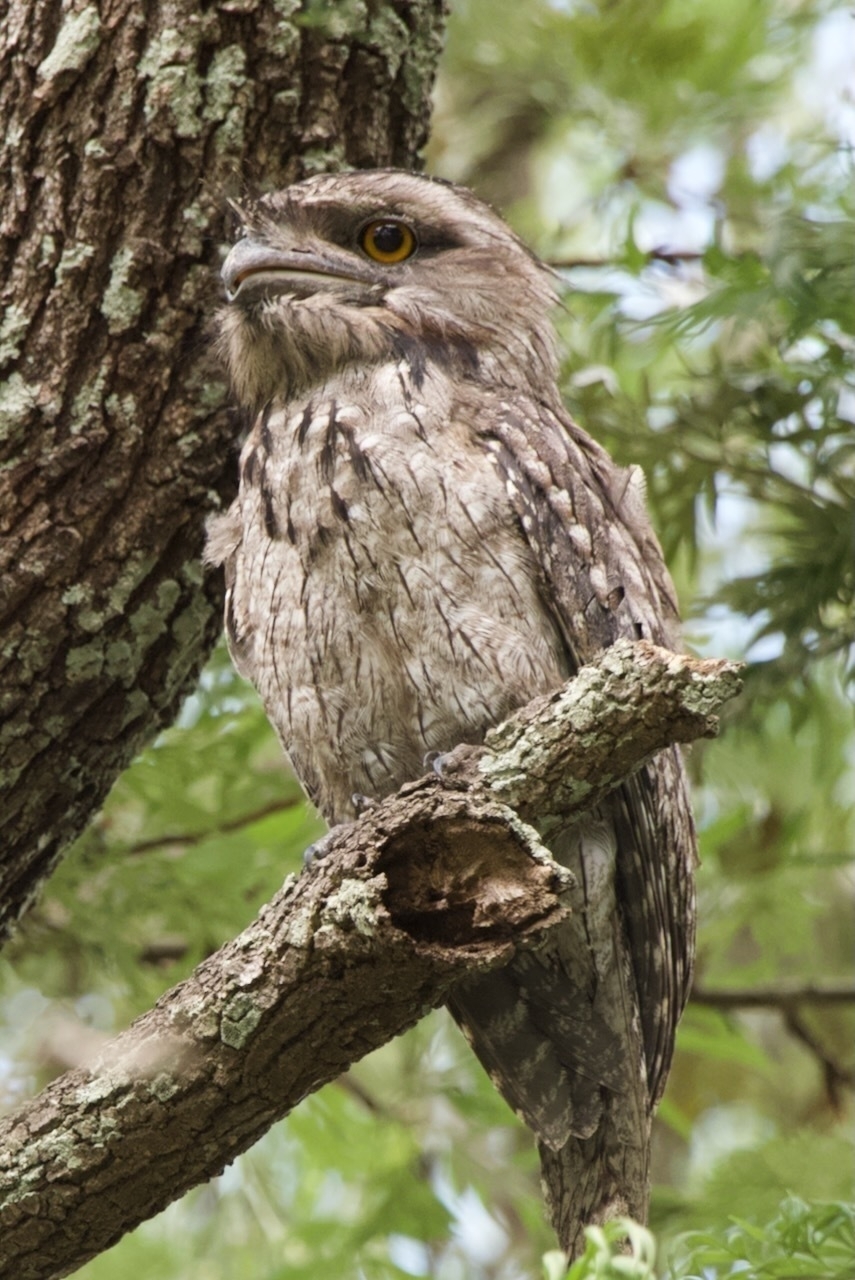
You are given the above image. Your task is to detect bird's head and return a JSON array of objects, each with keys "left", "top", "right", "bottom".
[{"left": 217, "top": 169, "right": 559, "bottom": 411}]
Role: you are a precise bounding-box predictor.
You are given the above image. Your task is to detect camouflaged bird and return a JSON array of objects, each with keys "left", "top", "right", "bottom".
[{"left": 206, "top": 169, "right": 697, "bottom": 1255}]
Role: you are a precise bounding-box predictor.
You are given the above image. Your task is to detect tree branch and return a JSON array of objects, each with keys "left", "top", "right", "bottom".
[
  {"left": 782, "top": 1008, "right": 855, "bottom": 1111},
  {"left": 548, "top": 250, "right": 706, "bottom": 270},
  {"left": 692, "top": 981, "right": 855, "bottom": 1113},
  {"left": 0, "top": 641, "right": 741, "bottom": 1280},
  {"left": 692, "top": 980, "right": 855, "bottom": 1009}
]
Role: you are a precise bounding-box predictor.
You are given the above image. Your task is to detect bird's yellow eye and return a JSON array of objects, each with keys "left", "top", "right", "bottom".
[{"left": 359, "top": 220, "right": 417, "bottom": 264}]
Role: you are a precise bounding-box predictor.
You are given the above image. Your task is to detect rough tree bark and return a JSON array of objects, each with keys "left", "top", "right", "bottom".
[
  {"left": 0, "top": 642, "right": 743, "bottom": 1280},
  {"left": 0, "top": 0, "right": 448, "bottom": 941}
]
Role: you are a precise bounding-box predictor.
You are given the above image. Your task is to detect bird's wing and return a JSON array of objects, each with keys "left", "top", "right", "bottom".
[{"left": 463, "top": 393, "right": 697, "bottom": 1113}]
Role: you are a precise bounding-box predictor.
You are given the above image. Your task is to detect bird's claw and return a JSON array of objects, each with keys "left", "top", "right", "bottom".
[
  {"left": 303, "top": 798, "right": 375, "bottom": 868},
  {"left": 303, "top": 830, "right": 336, "bottom": 868},
  {"left": 424, "top": 749, "right": 451, "bottom": 778}
]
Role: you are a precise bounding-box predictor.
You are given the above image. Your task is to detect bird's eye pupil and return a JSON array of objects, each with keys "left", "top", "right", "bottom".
[
  {"left": 373, "top": 224, "right": 404, "bottom": 254},
  {"left": 360, "top": 219, "right": 417, "bottom": 263}
]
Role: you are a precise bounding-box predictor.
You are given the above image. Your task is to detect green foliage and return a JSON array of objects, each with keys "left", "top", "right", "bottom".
[
  {"left": 554, "top": 212, "right": 855, "bottom": 695},
  {"left": 544, "top": 1199, "right": 855, "bottom": 1280},
  {"left": 2, "top": 1, "right": 853, "bottom": 1277},
  {"left": 0, "top": 649, "right": 323, "bottom": 1087},
  {"left": 555, "top": 1219, "right": 658, "bottom": 1279},
  {"left": 666, "top": 1197, "right": 855, "bottom": 1280},
  {"left": 435, "top": 0, "right": 855, "bottom": 699}
]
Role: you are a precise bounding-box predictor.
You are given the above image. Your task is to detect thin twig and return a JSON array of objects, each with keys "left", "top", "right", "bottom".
[
  {"left": 126, "top": 796, "right": 305, "bottom": 857},
  {"left": 548, "top": 249, "right": 706, "bottom": 270},
  {"left": 691, "top": 980, "right": 855, "bottom": 1009},
  {"left": 783, "top": 1007, "right": 855, "bottom": 1113}
]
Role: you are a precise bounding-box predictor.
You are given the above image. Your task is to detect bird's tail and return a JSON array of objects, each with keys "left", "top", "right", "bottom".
[
  {"left": 537, "top": 1113, "right": 651, "bottom": 1259},
  {"left": 447, "top": 809, "right": 654, "bottom": 1258}
]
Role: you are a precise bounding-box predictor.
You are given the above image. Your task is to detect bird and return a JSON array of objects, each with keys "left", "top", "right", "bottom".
[{"left": 206, "top": 168, "right": 697, "bottom": 1257}]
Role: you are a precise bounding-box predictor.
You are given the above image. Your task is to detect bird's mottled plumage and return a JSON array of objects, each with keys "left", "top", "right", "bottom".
[{"left": 207, "top": 169, "right": 696, "bottom": 1253}]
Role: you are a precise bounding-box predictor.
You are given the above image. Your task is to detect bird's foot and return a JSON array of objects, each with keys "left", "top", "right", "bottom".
[
  {"left": 424, "top": 743, "right": 485, "bottom": 783},
  {"left": 303, "top": 828, "right": 340, "bottom": 868},
  {"left": 303, "top": 796, "right": 376, "bottom": 868}
]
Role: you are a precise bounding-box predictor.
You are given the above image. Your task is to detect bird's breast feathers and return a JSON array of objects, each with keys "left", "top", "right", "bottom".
[{"left": 212, "top": 361, "right": 567, "bottom": 820}]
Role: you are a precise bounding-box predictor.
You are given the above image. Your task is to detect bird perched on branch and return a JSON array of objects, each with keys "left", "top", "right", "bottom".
[{"left": 206, "top": 169, "right": 696, "bottom": 1256}]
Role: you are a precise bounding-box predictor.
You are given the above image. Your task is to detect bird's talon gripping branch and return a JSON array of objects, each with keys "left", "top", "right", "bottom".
[
  {"left": 303, "top": 829, "right": 342, "bottom": 867},
  {"left": 302, "top": 837, "right": 328, "bottom": 868},
  {"left": 351, "top": 793, "right": 377, "bottom": 815}
]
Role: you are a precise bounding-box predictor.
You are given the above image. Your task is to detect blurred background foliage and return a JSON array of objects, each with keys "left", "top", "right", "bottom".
[{"left": 1, "top": 0, "right": 852, "bottom": 1276}]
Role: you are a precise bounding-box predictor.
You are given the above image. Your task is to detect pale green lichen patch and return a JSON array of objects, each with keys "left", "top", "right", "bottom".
[
  {"left": 101, "top": 248, "right": 145, "bottom": 334},
  {"left": 182, "top": 200, "right": 208, "bottom": 231},
  {"left": 140, "top": 29, "right": 203, "bottom": 138},
  {"left": 298, "top": 0, "right": 366, "bottom": 38},
  {"left": 139, "top": 26, "right": 184, "bottom": 75},
  {"left": 122, "top": 579, "right": 180, "bottom": 646},
  {"left": 0, "top": 373, "right": 37, "bottom": 439},
  {"left": 105, "top": 640, "right": 135, "bottom": 681},
  {"left": 272, "top": 87, "right": 300, "bottom": 117},
  {"left": 278, "top": 884, "right": 318, "bottom": 949},
  {"left": 75, "top": 606, "right": 108, "bottom": 634},
  {"left": 37, "top": 5, "right": 101, "bottom": 82},
  {"left": 157, "top": 579, "right": 181, "bottom": 612},
  {"left": 171, "top": 604, "right": 204, "bottom": 648},
  {"left": 365, "top": 7, "right": 409, "bottom": 73},
  {"left": 102, "top": 554, "right": 157, "bottom": 620},
  {"left": 0, "top": 306, "right": 30, "bottom": 365},
  {"left": 176, "top": 430, "right": 200, "bottom": 456},
  {"left": 270, "top": 0, "right": 302, "bottom": 53},
  {"left": 55, "top": 241, "right": 95, "bottom": 283},
  {"left": 66, "top": 643, "right": 105, "bottom": 684},
  {"left": 70, "top": 369, "right": 107, "bottom": 431},
  {"left": 178, "top": 214, "right": 204, "bottom": 256},
  {"left": 220, "top": 993, "right": 262, "bottom": 1048},
  {"left": 128, "top": 600, "right": 169, "bottom": 647},
  {"left": 480, "top": 695, "right": 600, "bottom": 827},
  {"left": 323, "top": 877, "right": 382, "bottom": 937},
  {"left": 302, "top": 146, "right": 347, "bottom": 175},
  {"left": 204, "top": 44, "right": 252, "bottom": 155},
  {"left": 182, "top": 1002, "right": 221, "bottom": 1042},
  {"left": 191, "top": 378, "right": 227, "bottom": 412},
  {"left": 74, "top": 1074, "right": 117, "bottom": 1109},
  {"left": 105, "top": 392, "right": 138, "bottom": 425},
  {"left": 204, "top": 45, "right": 247, "bottom": 120},
  {"left": 15, "top": 629, "right": 58, "bottom": 677},
  {"left": 149, "top": 1072, "right": 180, "bottom": 1102},
  {"left": 61, "top": 584, "right": 91, "bottom": 607},
  {"left": 181, "top": 557, "right": 204, "bottom": 587},
  {"left": 274, "top": 0, "right": 301, "bottom": 19},
  {"left": 39, "top": 234, "right": 57, "bottom": 265},
  {"left": 119, "top": 688, "right": 152, "bottom": 730}
]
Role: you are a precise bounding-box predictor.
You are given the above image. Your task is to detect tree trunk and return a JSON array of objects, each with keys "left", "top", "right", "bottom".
[{"left": 0, "top": 0, "right": 448, "bottom": 941}]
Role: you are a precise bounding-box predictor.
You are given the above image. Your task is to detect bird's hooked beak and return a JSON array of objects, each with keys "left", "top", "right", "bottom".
[{"left": 221, "top": 237, "right": 373, "bottom": 301}]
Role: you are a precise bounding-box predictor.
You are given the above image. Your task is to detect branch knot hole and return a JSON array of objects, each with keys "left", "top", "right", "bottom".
[{"left": 377, "top": 811, "right": 568, "bottom": 947}]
